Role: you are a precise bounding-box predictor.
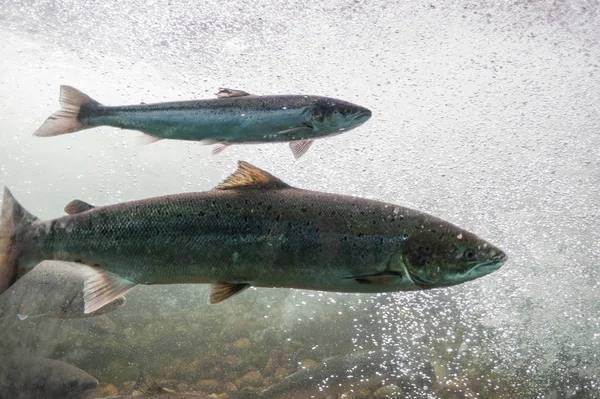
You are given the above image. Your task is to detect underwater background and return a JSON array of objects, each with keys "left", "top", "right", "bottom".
[{"left": 0, "top": 0, "right": 599, "bottom": 398}]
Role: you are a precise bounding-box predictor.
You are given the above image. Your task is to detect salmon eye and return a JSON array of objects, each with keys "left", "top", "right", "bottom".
[{"left": 464, "top": 249, "right": 476, "bottom": 261}]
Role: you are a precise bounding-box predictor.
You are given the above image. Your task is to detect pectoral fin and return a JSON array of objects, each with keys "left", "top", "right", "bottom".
[
  {"left": 216, "top": 88, "right": 252, "bottom": 98},
  {"left": 83, "top": 268, "right": 137, "bottom": 314},
  {"left": 210, "top": 282, "right": 250, "bottom": 304},
  {"left": 212, "top": 143, "right": 230, "bottom": 155},
  {"left": 347, "top": 271, "right": 403, "bottom": 286},
  {"left": 289, "top": 140, "right": 314, "bottom": 159},
  {"left": 136, "top": 132, "right": 163, "bottom": 145}
]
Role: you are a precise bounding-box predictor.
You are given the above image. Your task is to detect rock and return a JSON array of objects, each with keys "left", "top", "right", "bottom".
[
  {"left": 209, "top": 367, "right": 226, "bottom": 380},
  {"left": 274, "top": 367, "right": 289, "bottom": 379},
  {"left": 233, "top": 338, "right": 251, "bottom": 351},
  {"left": 264, "top": 355, "right": 277, "bottom": 375},
  {"left": 120, "top": 381, "right": 135, "bottom": 393},
  {"left": 223, "top": 355, "right": 245, "bottom": 372},
  {"left": 97, "top": 384, "right": 119, "bottom": 397},
  {"left": 177, "top": 383, "right": 190, "bottom": 392},
  {"left": 374, "top": 384, "right": 404, "bottom": 398},
  {"left": 224, "top": 381, "right": 238, "bottom": 392},
  {"left": 300, "top": 358, "right": 318, "bottom": 369},
  {"left": 236, "top": 371, "right": 264, "bottom": 389},
  {"left": 340, "top": 389, "right": 372, "bottom": 399},
  {"left": 195, "top": 379, "right": 221, "bottom": 393}
]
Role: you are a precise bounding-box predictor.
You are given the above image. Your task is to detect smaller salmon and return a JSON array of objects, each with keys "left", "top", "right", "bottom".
[
  {"left": 0, "top": 261, "right": 125, "bottom": 321},
  {"left": 33, "top": 86, "right": 372, "bottom": 159}
]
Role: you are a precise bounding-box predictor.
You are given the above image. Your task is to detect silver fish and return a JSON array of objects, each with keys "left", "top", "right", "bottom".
[
  {"left": 0, "top": 261, "right": 125, "bottom": 321},
  {"left": 33, "top": 86, "right": 372, "bottom": 159},
  {"left": 0, "top": 354, "right": 98, "bottom": 399},
  {"left": 0, "top": 161, "right": 506, "bottom": 315}
]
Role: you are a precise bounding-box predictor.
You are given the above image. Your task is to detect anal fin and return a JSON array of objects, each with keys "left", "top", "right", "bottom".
[
  {"left": 83, "top": 268, "right": 136, "bottom": 314},
  {"left": 210, "top": 282, "right": 250, "bottom": 304},
  {"left": 289, "top": 139, "right": 314, "bottom": 159}
]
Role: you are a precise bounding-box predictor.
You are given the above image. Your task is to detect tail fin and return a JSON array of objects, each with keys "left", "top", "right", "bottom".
[
  {"left": 33, "top": 85, "right": 100, "bottom": 137},
  {"left": 0, "top": 188, "right": 39, "bottom": 295}
]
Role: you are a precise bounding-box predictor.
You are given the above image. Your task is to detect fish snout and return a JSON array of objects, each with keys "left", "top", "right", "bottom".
[
  {"left": 490, "top": 249, "right": 507, "bottom": 263},
  {"left": 350, "top": 107, "right": 372, "bottom": 125}
]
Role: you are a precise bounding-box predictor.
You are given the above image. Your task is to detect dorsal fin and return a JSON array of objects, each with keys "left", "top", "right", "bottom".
[
  {"left": 131, "top": 371, "right": 166, "bottom": 395},
  {"left": 215, "top": 88, "right": 252, "bottom": 98},
  {"left": 64, "top": 199, "right": 95, "bottom": 215},
  {"left": 215, "top": 161, "right": 290, "bottom": 190}
]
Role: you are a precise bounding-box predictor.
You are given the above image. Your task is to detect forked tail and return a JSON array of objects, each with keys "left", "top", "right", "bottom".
[
  {"left": 33, "top": 85, "right": 100, "bottom": 137},
  {"left": 0, "top": 188, "right": 39, "bottom": 295}
]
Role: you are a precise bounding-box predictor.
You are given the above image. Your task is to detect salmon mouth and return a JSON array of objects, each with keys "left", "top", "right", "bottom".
[
  {"left": 349, "top": 109, "right": 372, "bottom": 126},
  {"left": 471, "top": 252, "right": 508, "bottom": 275}
]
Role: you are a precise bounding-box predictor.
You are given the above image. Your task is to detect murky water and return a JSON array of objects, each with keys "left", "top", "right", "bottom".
[{"left": 0, "top": 0, "right": 599, "bottom": 398}]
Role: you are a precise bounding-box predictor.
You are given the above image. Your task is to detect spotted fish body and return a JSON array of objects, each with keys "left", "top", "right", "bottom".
[
  {"left": 33, "top": 86, "right": 372, "bottom": 158},
  {"left": 0, "top": 162, "right": 507, "bottom": 314}
]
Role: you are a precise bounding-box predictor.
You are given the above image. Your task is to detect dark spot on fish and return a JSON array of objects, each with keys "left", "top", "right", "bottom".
[
  {"left": 275, "top": 215, "right": 281, "bottom": 221},
  {"left": 403, "top": 233, "right": 409, "bottom": 239},
  {"left": 215, "top": 212, "right": 220, "bottom": 219},
  {"left": 301, "top": 208, "right": 307, "bottom": 213},
  {"left": 372, "top": 220, "right": 376, "bottom": 225},
  {"left": 244, "top": 199, "right": 250, "bottom": 205},
  {"left": 176, "top": 213, "right": 182, "bottom": 218},
  {"left": 74, "top": 259, "right": 82, "bottom": 263},
  {"left": 93, "top": 263, "right": 100, "bottom": 267},
  {"left": 226, "top": 203, "right": 232, "bottom": 208},
  {"left": 199, "top": 211, "right": 206, "bottom": 217},
  {"left": 315, "top": 227, "right": 320, "bottom": 233},
  {"left": 408, "top": 245, "right": 434, "bottom": 268},
  {"left": 358, "top": 233, "right": 364, "bottom": 237},
  {"left": 267, "top": 204, "right": 272, "bottom": 210},
  {"left": 331, "top": 211, "right": 336, "bottom": 216},
  {"left": 211, "top": 200, "right": 216, "bottom": 206}
]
